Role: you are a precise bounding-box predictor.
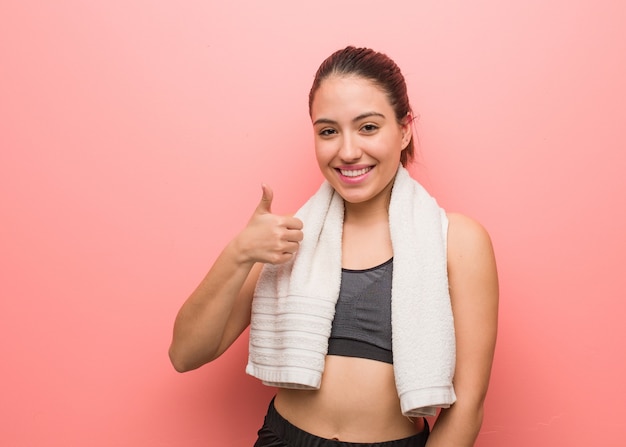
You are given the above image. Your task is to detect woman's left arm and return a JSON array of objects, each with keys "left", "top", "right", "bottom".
[{"left": 426, "top": 212, "right": 499, "bottom": 447}]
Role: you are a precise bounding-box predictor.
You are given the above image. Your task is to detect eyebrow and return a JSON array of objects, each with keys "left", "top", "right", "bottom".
[{"left": 313, "top": 111, "right": 386, "bottom": 126}]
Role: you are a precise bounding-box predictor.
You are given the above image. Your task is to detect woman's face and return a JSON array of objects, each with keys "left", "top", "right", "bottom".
[{"left": 310, "top": 75, "right": 411, "bottom": 206}]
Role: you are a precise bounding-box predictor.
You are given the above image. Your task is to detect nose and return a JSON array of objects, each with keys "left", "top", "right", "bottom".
[{"left": 338, "top": 134, "right": 362, "bottom": 162}]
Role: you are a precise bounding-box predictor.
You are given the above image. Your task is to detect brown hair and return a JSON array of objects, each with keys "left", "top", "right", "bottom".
[{"left": 309, "top": 46, "right": 415, "bottom": 166}]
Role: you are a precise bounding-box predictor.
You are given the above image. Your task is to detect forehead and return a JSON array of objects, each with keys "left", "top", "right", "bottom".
[{"left": 311, "top": 75, "right": 392, "bottom": 119}]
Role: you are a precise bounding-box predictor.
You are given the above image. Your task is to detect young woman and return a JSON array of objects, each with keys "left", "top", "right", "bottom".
[{"left": 169, "top": 46, "right": 499, "bottom": 447}]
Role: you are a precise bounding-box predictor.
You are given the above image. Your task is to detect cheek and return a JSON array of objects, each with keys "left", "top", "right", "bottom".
[
  {"left": 371, "top": 135, "right": 403, "bottom": 159},
  {"left": 314, "top": 140, "right": 335, "bottom": 164}
]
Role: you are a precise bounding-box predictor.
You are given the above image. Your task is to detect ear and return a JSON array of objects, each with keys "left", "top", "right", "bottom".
[{"left": 400, "top": 113, "right": 413, "bottom": 150}]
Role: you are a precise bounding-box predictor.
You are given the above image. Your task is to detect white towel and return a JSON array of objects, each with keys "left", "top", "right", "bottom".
[{"left": 246, "top": 166, "right": 456, "bottom": 417}]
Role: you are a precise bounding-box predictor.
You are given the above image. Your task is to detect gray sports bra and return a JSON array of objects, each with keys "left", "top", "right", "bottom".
[{"left": 327, "top": 258, "right": 393, "bottom": 364}]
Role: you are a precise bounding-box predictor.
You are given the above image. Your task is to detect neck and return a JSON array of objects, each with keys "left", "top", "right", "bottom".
[{"left": 343, "top": 180, "right": 393, "bottom": 225}]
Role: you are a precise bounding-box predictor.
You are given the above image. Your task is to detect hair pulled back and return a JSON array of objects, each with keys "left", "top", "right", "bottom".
[{"left": 309, "top": 46, "right": 415, "bottom": 166}]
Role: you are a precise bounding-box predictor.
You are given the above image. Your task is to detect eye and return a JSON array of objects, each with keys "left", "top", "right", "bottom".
[
  {"left": 361, "top": 123, "right": 379, "bottom": 133},
  {"left": 318, "top": 128, "right": 337, "bottom": 137}
]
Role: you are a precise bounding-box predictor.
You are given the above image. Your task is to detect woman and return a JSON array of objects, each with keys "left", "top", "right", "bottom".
[{"left": 169, "top": 46, "right": 499, "bottom": 447}]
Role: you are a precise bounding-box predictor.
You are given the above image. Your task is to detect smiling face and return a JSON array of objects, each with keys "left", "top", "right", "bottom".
[{"left": 310, "top": 75, "right": 412, "bottom": 207}]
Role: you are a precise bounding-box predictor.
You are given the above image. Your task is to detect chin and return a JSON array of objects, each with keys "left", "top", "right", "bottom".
[{"left": 335, "top": 189, "right": 373, "bottom": 204}]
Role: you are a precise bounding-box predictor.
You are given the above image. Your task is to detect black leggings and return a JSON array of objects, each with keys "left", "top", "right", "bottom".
[{"left": 254, "top": 398, "right": 429, "bottom": 447}]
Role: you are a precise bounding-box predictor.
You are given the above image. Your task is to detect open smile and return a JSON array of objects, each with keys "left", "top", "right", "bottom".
[
  {"left": 338, "top": 167, "right": 373, "bottom": 177},
  {"left": 334, "top": 166, "right": 374, "bottom": 183}
]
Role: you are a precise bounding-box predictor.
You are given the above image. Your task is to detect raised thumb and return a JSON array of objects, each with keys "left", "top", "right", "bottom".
[{"left": 256, "top": 183, "right": 273, "bottom": 214}]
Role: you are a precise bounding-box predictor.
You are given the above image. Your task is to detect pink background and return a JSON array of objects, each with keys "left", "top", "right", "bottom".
[{"left": 1, "top": 1, "right": 625, "bottom": 445}]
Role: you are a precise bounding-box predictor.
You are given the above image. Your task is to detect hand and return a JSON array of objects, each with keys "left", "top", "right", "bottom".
[{"left": 236, "top": 184, "right": 304, "bottom": 265}]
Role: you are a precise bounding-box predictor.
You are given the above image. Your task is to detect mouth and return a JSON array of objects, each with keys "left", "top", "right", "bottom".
[{"left": 336, "top": 166, "right": 373, "bottom": 178}]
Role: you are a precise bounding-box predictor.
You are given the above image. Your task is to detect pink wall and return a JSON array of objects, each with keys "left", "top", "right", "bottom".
[{"left": 1, "top": 1, "right": 624, "bottom": 445}]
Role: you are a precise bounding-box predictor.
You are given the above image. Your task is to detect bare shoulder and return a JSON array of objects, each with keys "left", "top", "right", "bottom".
[
  {"left": 446, "top": 212, "right": 495, "bottom": 263},
  {"left": 445, "top": 212, "right": 498, "bottom": 301}
]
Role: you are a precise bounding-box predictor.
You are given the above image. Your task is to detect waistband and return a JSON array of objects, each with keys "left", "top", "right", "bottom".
[{"left": 263, "top": 398, "right": 429, "bottom": 447}]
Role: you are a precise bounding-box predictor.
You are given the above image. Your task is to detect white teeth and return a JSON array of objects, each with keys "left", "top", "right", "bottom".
[{"left": 340, "top": 167, "right": 371, "bottom": 177}]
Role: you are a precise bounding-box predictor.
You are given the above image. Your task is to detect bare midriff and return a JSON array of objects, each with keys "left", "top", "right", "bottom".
[{"left": 273, "top": 355, "right": 425, "bottom": 443}]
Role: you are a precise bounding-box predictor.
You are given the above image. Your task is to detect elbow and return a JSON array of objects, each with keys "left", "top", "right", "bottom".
[
  {"left": 170, "top": 360, "right": 191, "bottom": 374},
  {"left": 168, "top": 344, "right": 217, "bottom": 373},
  {"left": 168, "top": 345, "right": 198, "bottom": 373},
  {"left": 168, "top": 349, "right": 188, "bottom": 373},
  {"left": 448, "top": 396, "right": 486, "bottom": 430}
]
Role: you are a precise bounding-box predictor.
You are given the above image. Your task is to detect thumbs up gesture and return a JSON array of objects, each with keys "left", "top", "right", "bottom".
[{"left": 236, "top": 184, "right": 304, "bottom": 265}]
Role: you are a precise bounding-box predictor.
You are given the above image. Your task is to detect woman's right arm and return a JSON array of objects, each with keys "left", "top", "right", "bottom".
[{"left": 168, "top": 185, "right": 303, "bottom": 372}]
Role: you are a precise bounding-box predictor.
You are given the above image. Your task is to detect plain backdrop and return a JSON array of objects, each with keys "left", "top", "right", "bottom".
[{"left": 1, "top": 1, "right": 625, "bottom": 445}]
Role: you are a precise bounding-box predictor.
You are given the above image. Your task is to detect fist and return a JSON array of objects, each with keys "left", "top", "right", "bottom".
[{"left": 238, "top": 184, "right": 304, "bottom": 265}]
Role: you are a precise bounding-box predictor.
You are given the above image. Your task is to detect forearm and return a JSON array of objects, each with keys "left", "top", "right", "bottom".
[
  {"left": 169, "top": 186, "right": 304, "bottom": 372},
  {"left": 169, "top": 239, "right": 256, "bottom": 372},
  {"left": 425, "top": 401, "right": 484, "bottom": 447}
]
